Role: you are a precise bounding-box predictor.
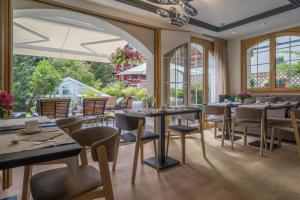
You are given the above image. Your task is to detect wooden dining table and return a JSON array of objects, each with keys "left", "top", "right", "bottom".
[
  {"left": 125, "top": 107, "right": 203, "bottom": 170},
  {"left": 0, "top": 116, "right": 82, "bottom": 193}
]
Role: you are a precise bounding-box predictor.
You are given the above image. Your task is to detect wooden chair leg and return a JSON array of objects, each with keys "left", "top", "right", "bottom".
[
  {"left": 112, "top": 132, "right": 120, "bottom": 171},
  {"left": 200, "top": 128, "right": 206, "bottom": 159},
  {"left": 270, "top": 128, "right": 275, "bottom": 152},
  {"left": 180, "top": 133, "right": 186, "bottom": 164},
  {"left": 277, "top": 129, "right": 282, "bottom": 147},
  {"left": 231, "top": 118, "right": 236, "bottom": 150},
  {"left": 260, "top": 120, "right": 265, "bottom": 157},
  {"left": 140, "top": 143, "right": 144, "bottom": 165},
  {"left": 96, "top": 146, "right": 114, "bottom": 200},
  {"left": 131, "top": 120, "right": 143, "bottom": 184},
  {"left": 214, "top": 122, "right": 217, "bottom": 138},
  {"left": 243, "top": 127, "right": 248, "bottom": 146},
  {"left": 166, "top": 130, "right": 171, "bottom": 156},
  {"left": 22, "top": 165, "right": 32, "bottom": 200},
  {"left": 221, "top": 121, "right": 225, "bottom": 147}
]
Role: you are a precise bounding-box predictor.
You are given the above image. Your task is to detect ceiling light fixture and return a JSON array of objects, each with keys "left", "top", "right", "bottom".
[{"left": 147, "top": 0, "right": 198, "bottom": 26}]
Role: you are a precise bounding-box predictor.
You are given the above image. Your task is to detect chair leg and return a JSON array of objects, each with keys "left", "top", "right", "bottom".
[
  {"left": 221, "top": 121, "right": 225, "bottom": 147},
  {"left": 243, "top": 127, "right": 248, "bottom": 146},
  {"left": 180, "top": 133, "right": 186, "bottom": 164},
  {"left": 214, "top": 122, "right": 217, "bottom": 138},
  {"left": 277, "top": 129, "right": 281, "bottom": 147},
  {"left": 112, "top": 134, "right": 120, "bottom": 171},
  {"left": 140, "top": 143, "right": 144, "bottom": 165},
  {"left": 260, "top": 125, "right": 264, "bottom": 157},
  {"left": 291, "top": 116, "right": 300, "bottom": 158},
  {"left": 231, "top": 118, "right": 236, "bottom": 150},
  {"left": 166, "top": 130, "right": 171, "bottom": 156},
  {"left": 22, "top": 165, "right": 32, "bottom": 200},
  {"left": 270, "top": 128, "right": 275, "bottom": 152},
  {"left": 200, "top": 127, "right": 206, "bottom": 159}
]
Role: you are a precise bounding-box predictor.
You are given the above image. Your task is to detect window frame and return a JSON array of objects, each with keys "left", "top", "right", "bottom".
[{"left": 241, "top": 26, "right": 300, "bottom": 93}]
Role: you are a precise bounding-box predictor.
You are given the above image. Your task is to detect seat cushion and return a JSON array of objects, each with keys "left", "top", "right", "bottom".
[
  {"left": 168, "top": 125, "right": 198, "bottom": 133},
  {"left": 142, "top": 131, "right": 159, "bottom": 141},
  {"left": 30, "top": 165, "right": 101, "bottom": 200}
]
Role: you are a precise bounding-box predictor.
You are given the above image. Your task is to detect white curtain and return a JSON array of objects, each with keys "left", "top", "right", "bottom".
[{"left": 214, "top": 38, "right": 229, "bottom": 99}]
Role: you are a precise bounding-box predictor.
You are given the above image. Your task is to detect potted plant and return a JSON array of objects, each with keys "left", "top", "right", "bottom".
[
  {"left": 109, "top": 44, "right": 144, "bottom": 65},
  {"left": 236, "top": 90, "right": 251, "bottom": 103},
  {"left": 143, "top": 95, "right": 156, "bottom": 109},
  {"left": 250, "top": 78, "right": 255, "bottom": 88},
  {"left": 0, "top": 91, "right": 14, "bottom": 119},
  {"left": 276, "top": 78, "right": 286, "bottom": 88}
]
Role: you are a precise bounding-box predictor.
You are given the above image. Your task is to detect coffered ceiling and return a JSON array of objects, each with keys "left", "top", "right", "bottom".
[{"left": 60, "top": 0, "right": 300, "bottom": 39}]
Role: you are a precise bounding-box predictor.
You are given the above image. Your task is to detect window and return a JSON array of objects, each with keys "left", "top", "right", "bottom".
[
  {"left": 242, "top": 26, "right": 300, "bottom": 92},
  {"left": 246, "top": 40, "right": 270, "bottom": 89},
  {"left": 165, "top": 44, "right": 187, "bottom": 107},
  {"left": 276, "top": 36, "right": 300, "bottom": 88}
]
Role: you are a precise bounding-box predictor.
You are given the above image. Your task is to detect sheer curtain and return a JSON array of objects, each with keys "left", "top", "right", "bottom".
[{"left": 214, "top": 38, "right": 229, "bottom": 99}]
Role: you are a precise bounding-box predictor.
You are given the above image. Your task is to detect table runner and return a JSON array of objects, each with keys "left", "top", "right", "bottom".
[
  {"left": 0, "top": 128, "right": 75, "bottom": 155},
  {"left": 0, "top": 116, "right": 53, "bottom": 128}
]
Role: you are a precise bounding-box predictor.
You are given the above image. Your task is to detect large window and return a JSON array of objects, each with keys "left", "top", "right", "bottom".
[
  {"left": 242, "top": 26, "right": 300, "bottom": 92},
  {"left": 276, "top": 36, "right": 300, "bottom": 88},
  {"left": 246, "top": 40, "right": 270, "bottom": 89}
]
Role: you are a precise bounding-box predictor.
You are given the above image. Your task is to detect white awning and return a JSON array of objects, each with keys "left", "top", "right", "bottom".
[
  {"left": 117, "top": 63, "right": 147, "bottom": 75},
  {"left": 13, "top": 11, "right": 128, "bottom": 62}
]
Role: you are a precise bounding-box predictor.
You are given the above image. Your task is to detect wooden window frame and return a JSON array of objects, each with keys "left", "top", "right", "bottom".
[
  {"left": 241, "top": 26, "right": 300, "bottom": 93},
  {"left": 190, "top": 37, "right": 214, "bottom": 104}
]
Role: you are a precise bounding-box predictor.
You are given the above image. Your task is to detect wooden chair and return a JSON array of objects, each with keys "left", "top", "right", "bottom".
[
  {"left": 22, "top": 117, "right": 83, "bottom": 200},
  {"left": 202, "top": 105, "right": 228, "bottom": 146},
  {"left": 269, "top": 110, "right": 300, "bottom": 157},
  {"left": 113, "top": 113, "right": 159, "bottom": 184},
  {"left": 232, "top": 107, "right": 266, "bottom": 156},
  {"left": 56, "top": 117, "right": 83, "bottom": 135},
  {"left": 105, "top": 96, "right": 117, "bottom": 111},
  {"left": 30, "top": 127, "right": 118, "bottom": 200},
  {"left": 166, "top": 113, "right": 206, "bottom": 164},
  {"left": 82, "top": 97, "right": 107, "bottom": 126},
  {"left": 39, "top": 98, "right": 71, "bottom": 119}
]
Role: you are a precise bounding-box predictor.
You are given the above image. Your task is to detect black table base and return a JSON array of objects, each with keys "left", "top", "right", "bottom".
[
  {"left": 248, "top": 140, "right": 279, "bottom": 149},
  {"left": 216, "top": 134, "right": 242, "bottom": 141},
  {"left": 144, "top": 156, "right": 180, "bottom": 170}
]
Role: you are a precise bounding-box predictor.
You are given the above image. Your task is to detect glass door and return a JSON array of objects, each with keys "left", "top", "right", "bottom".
[{"left": 190, "top": 38, "right": 215, "bottom": 106}]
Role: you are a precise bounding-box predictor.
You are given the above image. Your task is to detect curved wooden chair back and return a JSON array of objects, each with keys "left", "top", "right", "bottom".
[{"left": 83, "top": 98, "right": 107, "bottom": 117}]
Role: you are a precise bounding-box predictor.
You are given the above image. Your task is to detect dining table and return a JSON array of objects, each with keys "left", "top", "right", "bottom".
[
  {"left": 0, "top": 116, "right": 82, "bottom": 193},
  {"left": 124, "top": 107, "right": 202, "bottom": 170}
]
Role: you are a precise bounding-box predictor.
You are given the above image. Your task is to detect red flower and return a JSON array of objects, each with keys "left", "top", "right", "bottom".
[{"left": 0, "top": 91, "right": 14, "bottom": 109}]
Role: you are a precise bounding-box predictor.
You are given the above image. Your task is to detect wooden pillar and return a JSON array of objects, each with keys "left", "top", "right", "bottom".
[{"left": 0, "top": 0, "right": 12, "bottom": 92}]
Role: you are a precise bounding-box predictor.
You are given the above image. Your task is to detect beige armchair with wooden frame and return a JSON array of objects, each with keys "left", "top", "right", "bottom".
[
  {"left": 22, "top": 117, "right": 83, "bottom": 200},
  {"left": 231, "top": 107, "right": 266, "bottom": 156},
  {"left": 29, "top": 127, "right": 117, "bottom": 200},
  {"left": 269, "top": 110, "right": 300, "bottom": 157},
  {"left": 202, "top": 105, "right": 229, "bottom": 147}
]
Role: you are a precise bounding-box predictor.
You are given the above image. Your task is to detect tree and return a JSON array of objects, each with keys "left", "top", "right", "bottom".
[
  {"left": 51, "top": 58, "right": 96, "bottom": 87},
  {"left": 12, "top": 55, "right": 44, "bottom": 112},
  {"left": 27, "top": 60, "right": 62, "bottom": 111},
  {"left": 90, "top": 62, "right": 115, "bottom": 87}
]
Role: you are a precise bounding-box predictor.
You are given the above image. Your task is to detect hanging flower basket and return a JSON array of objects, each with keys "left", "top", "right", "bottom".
[{"left": 109, "top": 44, "right": 144, "bottom": 65}]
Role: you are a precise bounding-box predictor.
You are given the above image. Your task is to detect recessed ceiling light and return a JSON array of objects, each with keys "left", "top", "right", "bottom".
[{"left": 232, "top": 31, "right": 236, "bottom": 34}]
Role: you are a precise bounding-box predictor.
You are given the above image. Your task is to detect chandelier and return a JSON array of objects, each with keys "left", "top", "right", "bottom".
[{"left": 146, "top": 0, "right": 198, "bottom": 26}]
